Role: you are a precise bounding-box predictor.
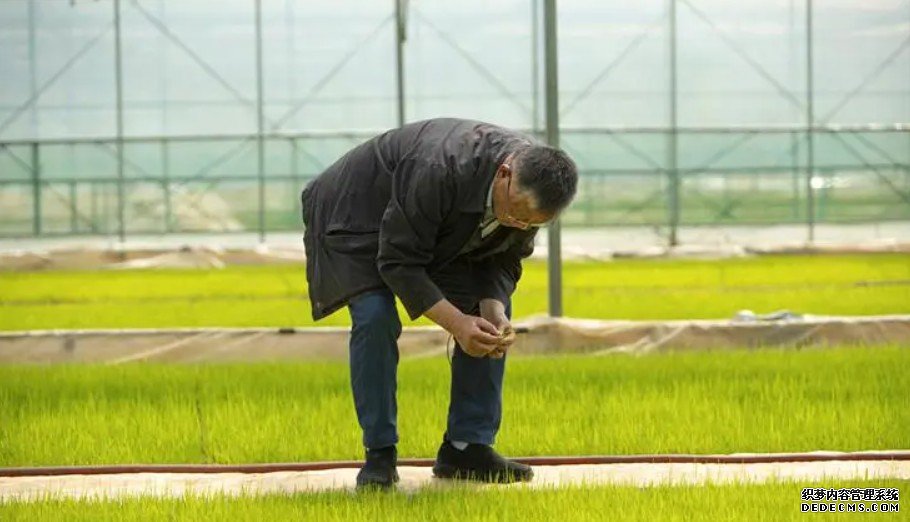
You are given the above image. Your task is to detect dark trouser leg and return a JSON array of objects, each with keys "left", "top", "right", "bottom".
[
  {"left": 347, "top": 288, "right": 402, "bottom": 449},
  {"left": 445, "top": 299, "right": 512, "bottom": 446}
]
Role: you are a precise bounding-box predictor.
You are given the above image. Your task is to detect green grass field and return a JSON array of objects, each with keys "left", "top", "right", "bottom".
[
  {"left": 2, "top": 346, "right": 906, "bottom": 467},
  {"left": 2, "top": 479, "right": 906, "bottom": 521},
  {"left": 1, "top": 254, "right": 908, "bottom": 330}
]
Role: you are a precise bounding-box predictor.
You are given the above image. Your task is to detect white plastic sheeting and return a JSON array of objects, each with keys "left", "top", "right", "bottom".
[
  {"left": 2, "top": 454, "right": 908, "bottom": 502},
  {"left": 1, "top": 315, "right": 908, "bottom": 364}
]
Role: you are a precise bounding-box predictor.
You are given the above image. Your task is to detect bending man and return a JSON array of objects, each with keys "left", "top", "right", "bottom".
[{"left": 300, "top": 117, "right": 577, "bottom": 489}]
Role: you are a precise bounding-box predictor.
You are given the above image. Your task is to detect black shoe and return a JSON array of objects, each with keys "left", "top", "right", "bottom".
[
  {"left": 356, "top": 445, "right": 400, "bottom": 490},
  {"left": 432, "top": 440, "right": 533, "bottom": 484}
]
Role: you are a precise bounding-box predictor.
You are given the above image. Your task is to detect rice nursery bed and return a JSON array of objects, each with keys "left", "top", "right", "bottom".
[
  {"left": 1, "top": 345, "right": 906, "bottom": 468},
  {"left": 1, "top": 254, "right": 908, "bottom": 330}
]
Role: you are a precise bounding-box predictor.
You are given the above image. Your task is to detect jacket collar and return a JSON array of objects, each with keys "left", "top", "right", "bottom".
[{"left": 458, "top": 169, "right": 496, "bottom": 213}]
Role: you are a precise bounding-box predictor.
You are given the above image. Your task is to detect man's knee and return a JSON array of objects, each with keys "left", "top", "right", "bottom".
[{"left": 349, "top": 289, "right": 402, "bottom": 338}]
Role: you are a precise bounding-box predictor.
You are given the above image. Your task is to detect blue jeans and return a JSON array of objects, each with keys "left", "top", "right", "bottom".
[{"left": 347, "top": 287, "right": 511, "bottom": 449}]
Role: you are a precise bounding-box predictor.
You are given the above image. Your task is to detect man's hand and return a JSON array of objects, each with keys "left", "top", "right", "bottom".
[
  {"left": 424, "top": 299, "right": 501, "bottom": 358},
  {"left": 480, "top": 298, "right": 515, "bottom": 359},
  {"left": 453, "top": 315, "right": 502, "bottom": 357}
]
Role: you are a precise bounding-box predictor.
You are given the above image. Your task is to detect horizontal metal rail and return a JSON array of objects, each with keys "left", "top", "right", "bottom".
[
  {"left": 1, "top": 124, "right": 908, "bottom": 148},
  {"left": 1, "top": 164, "right": 907, "bottom": 186}
]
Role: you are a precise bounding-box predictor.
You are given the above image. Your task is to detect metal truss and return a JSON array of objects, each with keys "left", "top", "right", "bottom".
[{"left": 0, "top": 0, "right": 908, "bottom": 242}]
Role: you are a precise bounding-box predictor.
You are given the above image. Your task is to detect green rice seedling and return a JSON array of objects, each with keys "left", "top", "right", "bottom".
[
  {"left": 1, "top": 346, "right": 906, "bottom": 467},
  {"left": 1, "top": 254, "right": 907, "bottom": 330}
]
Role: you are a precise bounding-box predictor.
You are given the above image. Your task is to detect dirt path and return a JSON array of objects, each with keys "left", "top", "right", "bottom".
[{"left": 3, "top": 458, "right": 908, "bottom": 502}]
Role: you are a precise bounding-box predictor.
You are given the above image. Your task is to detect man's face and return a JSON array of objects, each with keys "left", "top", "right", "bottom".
[{"left": 492, "top": 156, "right": 556, "bottom": 230}]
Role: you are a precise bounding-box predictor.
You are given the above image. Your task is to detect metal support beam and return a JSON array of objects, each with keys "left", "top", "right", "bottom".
[
  {"left": 90, "top": 181, "right": 97, "bottom": 233},
  {"left": 290, "top": 138, "right": 300, "bottom": 212},
  {"left": 28, "top": 0, "right": 38, "bottom": 134},
  {"left": 531, "top": 0, "right": 540, "bottom": 135},
  {"left": 791, "top": 131, "right": 800, "bottom": 220},
  {"left": 162, "top": 139, "right": 172, "bottom": 232},
  {"left": 69, "top": 181, "right": 78, "bottom": 233},
  {"left": 255, "top": 0, "right": 266, "bottom": 243},
  {"left": 114, "top": 0, "right": 126, "bottom": 243},
  {"left": 285, "top": 0, "right": 296, "bottom": 109},
  {"left": 789, "top": 0, "right": 800, "bottom": 222},
  {"left": 2, "top": 124, "right": 903, "bottom": 148},
  {"left": 103, "top": 181, "right": 111, "bottom": 235},
  {"left": 31, "top": 143, "right": 41, "bottom": 235},
  {"left": 395, "top": 0, "right": 406, "bottom": 127},
  {"left": 667, "top": 0, "right": 680, "bottom": 246},
  {"left": 805, "top": 0, "right": 816, "bottom": 243},
  {"left": 543, "top": 0, "right": 562, "bottom": 317},
  {"left": 158, "top": 0, "right": 169, "bottom": 148}
]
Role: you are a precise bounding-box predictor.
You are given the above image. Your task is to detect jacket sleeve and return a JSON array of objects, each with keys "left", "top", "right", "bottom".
[
  {"left": 474, "top": 228, "right": 539, "bottom": 306},
  {"left": 377, "top": 156, "right": 454, "bottom": 320}
]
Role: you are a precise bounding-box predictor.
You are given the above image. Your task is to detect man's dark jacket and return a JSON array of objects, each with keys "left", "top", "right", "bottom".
[{"left": 300, "top": 118, "right": 540, "bottom": 321}]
